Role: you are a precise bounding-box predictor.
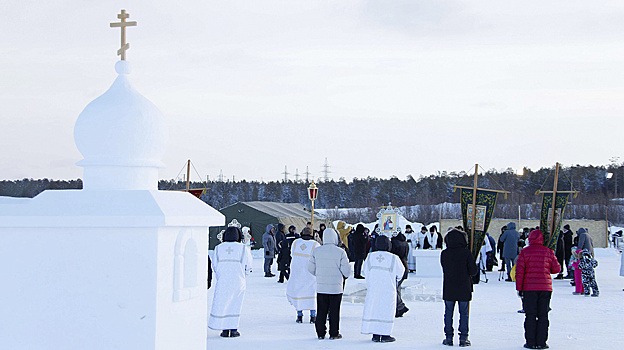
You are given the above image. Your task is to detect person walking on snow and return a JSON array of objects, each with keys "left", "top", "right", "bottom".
[
  {"left": 578, "top": 249, "right": 599, "bottom": 297},
  {"left": 307, "top": 228, "right": 351, "bottom": 340},
  {"left": 515, "top": 230, "right": 560, "bottom": 350},
  {"left": 361, "top": 235, "right": 404, "bottom": 343},
  {"left": 208, "top": 226, "right": 253, "bottom": 337},
  {"left": 277, "top": 225, "right": 298, "bottom": 283},
  {"left": 286, "top": 227, "right": 320, "bottom": 323},
  {"left": 441, "top": 228, "right": 479, "bottom": 347},
  {"left": 390, "top": 230, "right": 410, "bottom": 317}
]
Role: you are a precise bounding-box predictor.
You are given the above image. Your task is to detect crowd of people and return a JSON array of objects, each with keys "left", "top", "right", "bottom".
[{"left": 207, "top": 220, "right": 615, "bottom": 349}]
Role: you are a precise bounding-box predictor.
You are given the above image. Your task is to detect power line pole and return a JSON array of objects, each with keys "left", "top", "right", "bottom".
[
  {"left": 282, "top": 165, "right": 290, "bottom": 182},
  {"left": 322, "top": 157, "right": 331, "bottom": 182},
  {"left": 218, "top": 170, "right": 224, "bottom": 182},
  {"left": 304, "top": 166, "right": 311, "bottom": 183},
  {"left": 294, "top": 168, "right": 300, "bottom": 182}
]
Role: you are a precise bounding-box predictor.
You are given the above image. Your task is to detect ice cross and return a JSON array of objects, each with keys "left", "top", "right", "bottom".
[
  {"left": 225, "top": 247, "right": 234, "bottom": 254},
  {"left": 376, "top": 255, "right": 385, "bottom": 263},
  {"left": 109, "top": 9, "right": 137, "bottom": 60}
]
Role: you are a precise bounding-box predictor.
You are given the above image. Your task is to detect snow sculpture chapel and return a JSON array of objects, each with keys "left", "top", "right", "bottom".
[{"left": 0, "top": 10, "right": 224, "bottom": 349}]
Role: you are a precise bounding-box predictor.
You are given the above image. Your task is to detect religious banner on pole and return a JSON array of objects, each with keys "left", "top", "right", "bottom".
[
  {"left": 460, "top": 188, "right": 499, "bottom": 259},
  {"left": 539, "top": 192, "right": 570, "bottom": 251}
]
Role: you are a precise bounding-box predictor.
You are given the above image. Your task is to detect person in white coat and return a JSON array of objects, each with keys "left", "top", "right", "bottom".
[
  {"left": 287, "top": 227, "right": 320, "bottom": 323},
  {"left": 361, "top": 235, "right": 404, "bottom": 343},
  {"left": 208, "top": 226, "right": 253, "bottom": 338},
  {"left": 308, "top": 228, "right": 352, "bottom": 340},
  {"left": 416, "top": 225, "right": 428, "bottom": 249}
]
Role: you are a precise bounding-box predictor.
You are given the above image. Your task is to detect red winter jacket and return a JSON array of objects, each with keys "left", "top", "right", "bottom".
[{"left": 515, "top": 230, "right": 561, "bottom": 292}]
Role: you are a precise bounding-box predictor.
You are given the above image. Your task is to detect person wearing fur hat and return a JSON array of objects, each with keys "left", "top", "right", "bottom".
[
  {"left": 361, "top": 235, "right": 404, "bottom": 343},
  {"left": 208, "top": 226, "right": 254, "bottom": 337},
  {"left": 515, "top": 230, "right": 561, "bottom": 349},
  {"left": 441, "top": 228, "right": 479, "bottom": 347}
]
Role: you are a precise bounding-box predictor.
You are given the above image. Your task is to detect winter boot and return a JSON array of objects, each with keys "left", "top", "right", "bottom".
[
  {"left": 459, "top": 339, "right": 471, "bottom": 347},
  {"left": 442, "top": 338, "right": 453, "bottom": 346},
  {"left": 591, "top": 292, "right": 599, "bottom": 297},
  {"left": 296, "top": 315, "right": 303, "bottom": 323},
  {"left": 329, "top": 334, "right": 342, "bottom": 340},
  {"left": 229, "top": 330, "right": 240, "bottom": 337},
  {"left": 220, "top": 330, "right": 230, "bottom": 337},
  {"left": 310, "top": 316, "right": 316, "bottom": 324},
  {"left": 372, "top": 335, "right": 382, "bottom": 342},
  {"left": 380, "top": 336, "right": 396, "bottom": 343}
]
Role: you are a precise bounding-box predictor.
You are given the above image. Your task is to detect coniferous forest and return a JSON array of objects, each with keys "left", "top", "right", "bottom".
[{"left": 2, "top": 164, "right": 623, "bottom": 224}]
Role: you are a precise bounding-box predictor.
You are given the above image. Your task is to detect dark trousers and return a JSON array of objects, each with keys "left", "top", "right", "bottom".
[
  {"left": 396, "top": 277, "right": 406, "bottom": 312},
  {"left": 264, "top": 258, "right": 273, "bottom": 274},
  {"left": 522, "top": 291, "right": 552, "bottom": 347},
  {"left": 505, "top": 258, "right": 514, "bottom": 278},
  {"left": 279, "top": 268, "right": 290, "bottom": 282},
  {"left": 444, "top": 300, "right": 469, "bottom": 341},
  {"left": 315, "top": 293, "right": 342, "bottom": 337},
  {"left": 354, "top": 259, "right": 364, "bottom": 277}
]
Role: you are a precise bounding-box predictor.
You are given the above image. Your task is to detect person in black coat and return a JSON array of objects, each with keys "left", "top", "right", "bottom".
[
  {"left": 390, "top": 232, "right": 410, "bottom": 317},
  {"left": 352, "top": 224, "right": 369, "bottom": 279},
  {"left": 561, "top": 224, "right": 573, "bottom": 278},
  {"left": 277, "top": 225, "right": 298, "bottom": 283},
  {"left": 440, "top": 228, "right": 479, "bottom": 347},
  {"left": 554, "top": 231, "right": 565, "bottom": 279}
]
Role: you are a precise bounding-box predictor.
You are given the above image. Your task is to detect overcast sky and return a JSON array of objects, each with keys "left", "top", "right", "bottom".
[{"left": 1, "top": 1, "right": 623, "bottom": 182}]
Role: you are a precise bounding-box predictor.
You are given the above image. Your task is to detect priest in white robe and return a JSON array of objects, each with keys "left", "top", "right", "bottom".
[
  {"left": 208, "top": 226, "right": 253, "bottom": 337},
  {"left": 286, "top": 227, "right": 320, "bottom": 323},
  {"left": 361, "top": 235, "right": 404, "bottom": 343}
]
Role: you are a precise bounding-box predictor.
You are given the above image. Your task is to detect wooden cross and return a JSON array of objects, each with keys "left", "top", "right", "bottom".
[{"left": 110, "top": 9, "right": 137, "bottom": 60}]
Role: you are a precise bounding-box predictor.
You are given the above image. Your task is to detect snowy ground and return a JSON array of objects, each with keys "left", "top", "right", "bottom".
[{"left": 207, "top": 248, "right": 623, "bottom": 350}]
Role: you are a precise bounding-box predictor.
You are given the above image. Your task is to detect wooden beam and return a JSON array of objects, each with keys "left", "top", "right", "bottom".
[{"left": 454, "top": 185, "right": 510, "bottom": 194}]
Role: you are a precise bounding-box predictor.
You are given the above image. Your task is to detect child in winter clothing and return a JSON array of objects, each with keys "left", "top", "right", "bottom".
[
  {"left": 569, "top": 248, "right": 584, "bottom": 295},
  {"left": 578, "top": 249, "right": 599, "bottom": 297}
]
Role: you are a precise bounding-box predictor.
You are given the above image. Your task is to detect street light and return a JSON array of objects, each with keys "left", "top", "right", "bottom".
[{"left": 307, "top": 181, "right": 318, "bottom": 230}]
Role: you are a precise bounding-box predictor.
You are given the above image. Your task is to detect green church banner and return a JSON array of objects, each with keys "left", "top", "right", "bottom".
[
  {"left": 540, "top": 193, "right": 570, "bottom": 251},
  {"left": 460, "top": 188, "right": 499, "bottom": 259}
]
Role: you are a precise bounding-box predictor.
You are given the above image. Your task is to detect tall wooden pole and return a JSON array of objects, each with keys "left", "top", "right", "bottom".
[
  {"left": 549, "top": 162, "right": 560, "bottom": 240},
  {"left": 186, "top": 159, "right": 191, "bottom": 191},
  {"left": 470, "top": 164, "right": 479, "bottom": 253}
]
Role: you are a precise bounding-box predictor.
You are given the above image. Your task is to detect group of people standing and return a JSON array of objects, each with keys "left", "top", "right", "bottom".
[{"left": 207, "top": 219, "right": 608, "bottom": 349}]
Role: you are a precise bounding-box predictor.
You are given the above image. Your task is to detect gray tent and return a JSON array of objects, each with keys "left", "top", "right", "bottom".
[{"left": 210, "top": 201, "right": 332, "bottom": 249}]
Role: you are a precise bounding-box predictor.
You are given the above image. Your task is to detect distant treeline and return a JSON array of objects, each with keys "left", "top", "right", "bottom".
[{"left": 2, "top": 164, "right": 624, "bottom": 224}]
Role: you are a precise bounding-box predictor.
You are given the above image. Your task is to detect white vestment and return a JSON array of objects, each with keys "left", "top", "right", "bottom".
[
  {"left": 479, "top": 236, "right": 493, "bottom": 270},
  {"left": 286, "top": 238, "right": 320, "bottom": 311},
  {"left": 405, "top": 232, "right": 417, "bottom": 271},
  {"left": 361, "top": 251, "right": 404, "bottom": 335},
  {"left": 208, "top": 241, "right": 253, "bottom": 330}
]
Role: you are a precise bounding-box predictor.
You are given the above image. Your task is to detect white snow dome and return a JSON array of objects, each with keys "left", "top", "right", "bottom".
[{"left": 74, "top": 61, "right": 169, "bottom": 190}]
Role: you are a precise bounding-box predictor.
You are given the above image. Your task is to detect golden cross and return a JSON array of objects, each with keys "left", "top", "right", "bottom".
[{"left": 110, "top": 9, "right": 137, "bottom": 60}]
